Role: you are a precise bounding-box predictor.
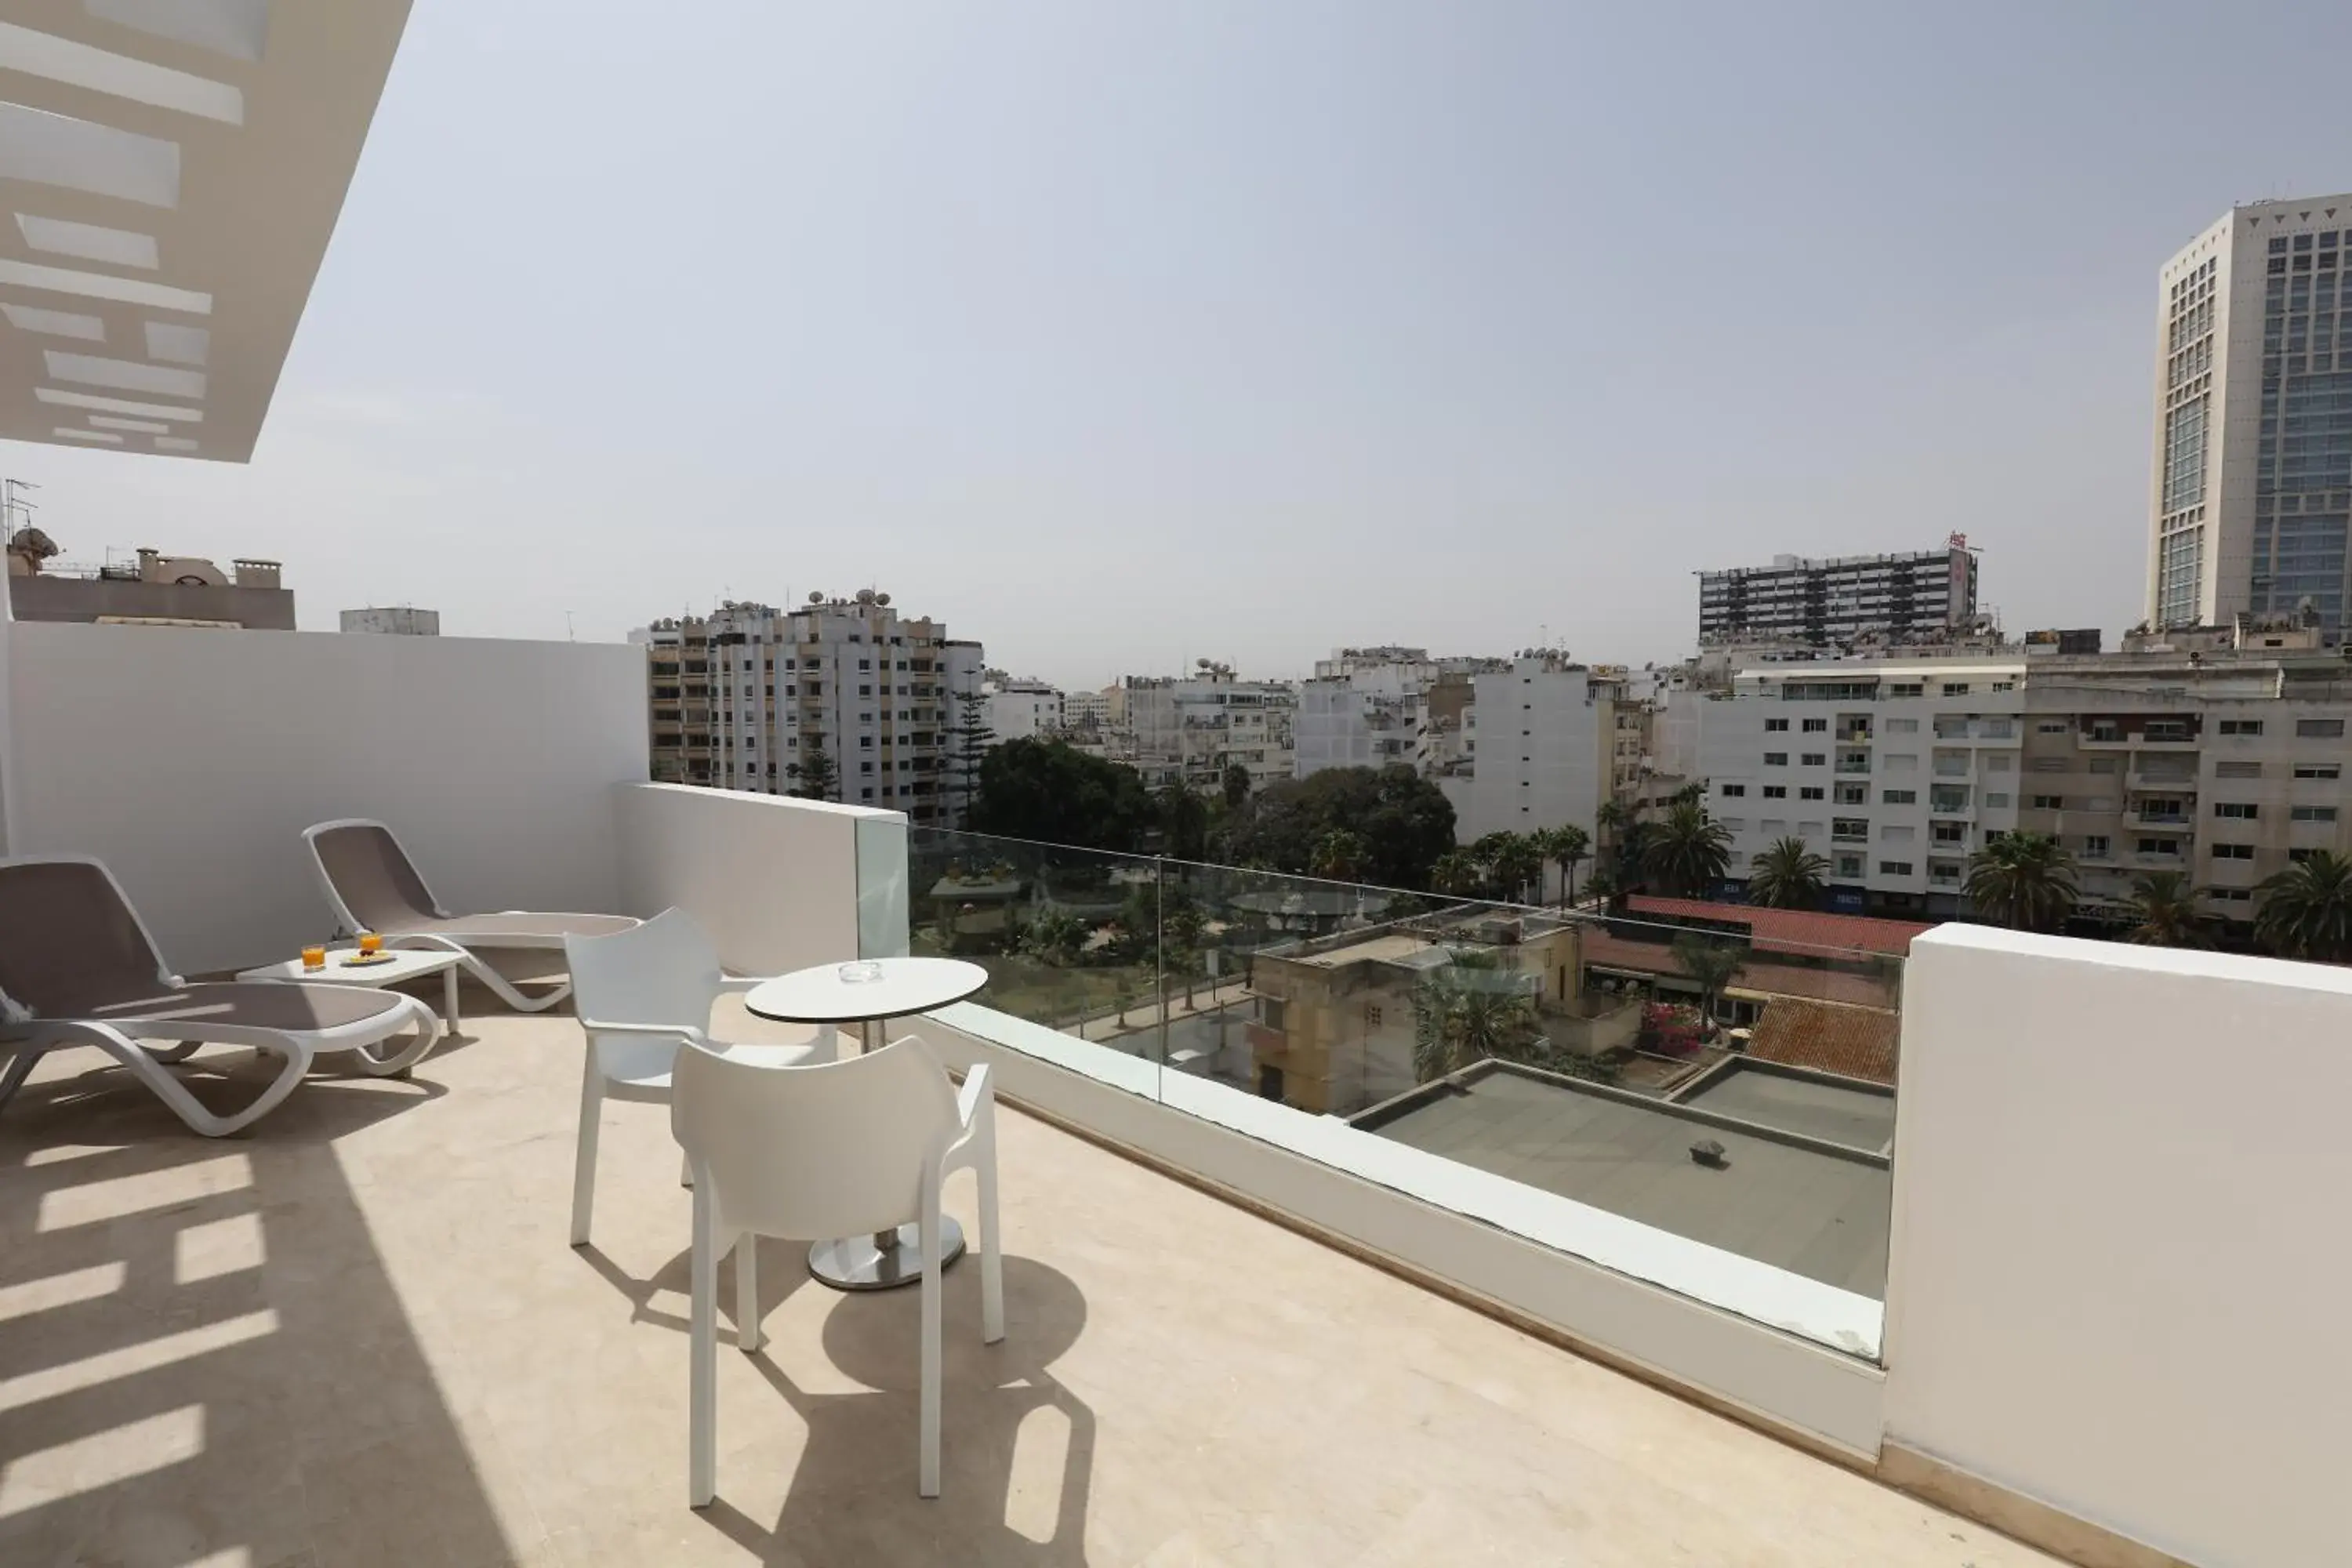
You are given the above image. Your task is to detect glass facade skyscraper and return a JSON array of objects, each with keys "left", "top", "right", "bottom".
[{"left": 2150, "top": 195, "right": 2352, "bottom": 634}]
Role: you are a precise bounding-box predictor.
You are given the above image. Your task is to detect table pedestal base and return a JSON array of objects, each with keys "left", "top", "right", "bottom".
[{"left": 808, "top": 1218, "right": 966, "bottom": 1291}]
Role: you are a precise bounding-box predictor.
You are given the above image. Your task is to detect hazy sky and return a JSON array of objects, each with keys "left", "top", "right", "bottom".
[{"left": 11, "top": 2, "right": 2352, "bottom": 689}]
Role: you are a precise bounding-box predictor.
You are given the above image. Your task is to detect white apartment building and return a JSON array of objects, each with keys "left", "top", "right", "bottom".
[
  {"left": 1701, "top": 660, "right": 2028, "bottom": 916},
  {"left": 1121, "top": 666, "right": 1296, "bottom": 792},
  {"left": 982, "top": 673, "right": 1063, "bottom": 744},
  {"left": 1451, "top": 655, "right": 1641, "bottom": 844},
  {"left": 640, "top": 591, "right": 984, "bottom": 822},
  {"left": 1699, "top": 543, "right": 1978, "bottom": 648},
  {"left": 1296, "top": 648, "right": 1515, "bottom": 780},
  {"left": 2148, "top": 194, "right": 2352, "bottom": 633},
  {"left": 1061, "top": 688, "right": 1112, "bottom": 732}
]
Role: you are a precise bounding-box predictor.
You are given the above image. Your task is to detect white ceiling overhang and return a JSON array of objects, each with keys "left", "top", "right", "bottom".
[{"left": 0, "top": 0, "right": 411, "bottom": 462}]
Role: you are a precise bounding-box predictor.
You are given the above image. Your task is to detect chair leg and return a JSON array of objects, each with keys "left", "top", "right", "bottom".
[
  {"left": 570, "top": 1060, "right": 604, "bottom": 1247},
  {"left": 919, "top": 1189, "right": 943, "bottom": 1498},
  {"left": 347, "top": 998, "right": 441, "bottom": 1077},
  {"left": 688, "top": 1177, "right": 718, "bottom": 1508},
  {"left": 0, "top": 1044, "right": 44, "bottom": 1115},
  {"left": 149, "top": 1040, "right": 203, "bottom": 1064},
  {"left": 735, "top": 1232, "right": 762, "bottom": 1353},
  {"left": 977, "top": 1114, "right": 1005, "bottom": 1346},
  {"left": 680, "top": 1151, "right": 694, "bottom": 1189}
]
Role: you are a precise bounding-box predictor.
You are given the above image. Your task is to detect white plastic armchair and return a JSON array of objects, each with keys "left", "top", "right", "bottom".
[
  {"left": 562, "top": 908, "right": 832, "bottom": 1247},
  {"left": 672, "top": 1034, "right": 1004, "bottom": 1505}
]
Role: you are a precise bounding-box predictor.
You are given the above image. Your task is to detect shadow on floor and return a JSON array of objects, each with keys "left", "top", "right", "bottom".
[
  {"left": 0, "top": 1054, "right": 522, "bottom": 1566},
  {"left": 593, "top": 1233, "right": 1099, "bottom": 1564}
]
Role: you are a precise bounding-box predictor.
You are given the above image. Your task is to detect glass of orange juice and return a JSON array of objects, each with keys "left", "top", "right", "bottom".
[
  {"left": 301, "top": 944, "right": 327, "bottom": 971},
  {"left": 358, "top": 933, "right": 383, "bottom": 957}
]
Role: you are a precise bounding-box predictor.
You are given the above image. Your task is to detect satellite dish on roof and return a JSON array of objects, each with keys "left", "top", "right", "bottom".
[
  {"left": 856, "top": 588, "right": 877, "bottom": 604},
  {"left": 808, "top": 590, "right": 825, "bottom": 604},
  {"left": 874, "top": 592, "right": 891, "bottom": 606}
]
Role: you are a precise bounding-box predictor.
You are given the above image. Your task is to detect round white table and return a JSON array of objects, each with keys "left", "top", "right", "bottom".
[{"left": 743, "top": 956, "right": 989, "bottom": 1290}]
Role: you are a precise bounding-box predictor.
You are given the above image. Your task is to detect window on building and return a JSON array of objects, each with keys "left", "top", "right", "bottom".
[
  {"left": 1878, "top": 860, "right": 1914, "bottom": 876},
  {"left": 2216, "top": 760, "right": 2263, "bottom": 779},
  {"left": 2211, "top": 888, "right": 2252, "bottom": 903},
  {"left": 1801, "top": 717, "right": 1827, "bottom": 732},
  {"left": 1762, "top": 785, "right": 1788, "bottom": 798},
  {"left": 1991, "top": 681, "right": 2016, "bottom": 692},
  {"left": 2218, "top": 719, "right": 2264, "bottom": 735},
  {"left": 1765, "top": 717, "right": 1789, "bottom": 731},
  {"left": 1799, "top": 786, "right": 1824, "bottom": 800},
  {"left": 1887, "top": 683, "right": 1924, "bottom": 698},
  {"left": 1764, "top": 752, "right": 1788, "bottom": 766},
  {"left": 1881, "top": 788, "right": 1916, "bottom": 804},
  {"left": 1836, "top": 782, "right": 1867, "bottom": 804},
  {"left": 1800, "top": 753, "right": 1826, "bottom": 766},
  {"left": 1719, "top": 784, "right": 1746, "bottom": 797},
  {"left": 1985, "top": 792, "right": 2010, "bottom": 808},
  {"left": 2145, "top": 720, "right": 2191, "bottom": 742},
  {"left": 2083, "top": 834, "right": 2110, "bottom": 858},
  {"left": 1885, "top": 717, "right": 1919, "bottom": 733},
  {"left": 2212, "top": 843, "right": 2255, "bottom": 860},
  {"left": 2292, "top": 805, "right": 2339, "bottom": 822},
  {"left": 2214, "top": 802, "right": 2258, "bottom": 819},
  {"left": 1987, "top": 755, "right": 2014, "bottom": 771},
  {"left": 1835, "top": 855, "right": 1864, "bottom": 878},
  {"left": 2298, "top": 719, "right": 2346, "bottom": 738},
  {"left": 1942, "top": 683, "right": 1971, "bottom": 696},
  {"left": 2295, "top": 763, "right": 2342, "bottom": 779},
  {"left": 2087, "top": 757, "right": 2120, "bottom": 774},
  {"left": 2031, "top": 795, "right": 2064, "bottom": 810},
  {"left": 2036, "top": 721, "right": 2069, "bottom": 733},
  {"left": 2030, "top": 757, "right": 2065, "bottom": 772}
]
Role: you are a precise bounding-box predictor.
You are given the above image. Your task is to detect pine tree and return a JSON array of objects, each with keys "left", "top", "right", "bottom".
[
  {"left": 786, "top": 733, "right": 839, "bottom": 801},
  {"left": 947, "top": 690, "right": 995, "bottom": 825}
]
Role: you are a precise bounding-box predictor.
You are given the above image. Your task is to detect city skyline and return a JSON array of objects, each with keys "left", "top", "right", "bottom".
[{"left": 10, "top": 4, "right": 2352, "bottom": 692}]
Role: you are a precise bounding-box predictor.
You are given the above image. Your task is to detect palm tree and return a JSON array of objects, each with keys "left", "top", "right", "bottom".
[
  {"left": 1486, "top": 833, "right": 1544, "bottom": 906},
  {"left": 1747, "top": 837, "right": 1828, "bottom": 909},
  {"left": 1308, "top": 828, "right": 1368, "bottom": 881},
  {"left": 1595, "top": 798, "right": 1632, "bottom": 845},
  {"left": 1532, "top": 824, "right": 1591, "bottom": 908},
  {"left": 1410, "top": 949, "right": 1541, "bottom": 1082},
  {"left": 2254, "top": 850, "right": 2352, "bottom": 962},
  {"left": 1643, "top": 802, "right": 1733, "bottom": 898},
  {"left": 1429, "top": 849, "right": 1482, "bottom": 898},
  {"left": 1670, "top": 935, "right": 1745, "bottom": 1030},
  {"left": 2123, "top": 869, "right": 2210, "bottom": 948},
  {"left": 1964, "top": 832, "right": 2078, "bottom": 931}
]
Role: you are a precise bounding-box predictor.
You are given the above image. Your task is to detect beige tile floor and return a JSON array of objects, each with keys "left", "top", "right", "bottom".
[{"left": 0, "top": 983, "right": 2067, "bottom": 1567}]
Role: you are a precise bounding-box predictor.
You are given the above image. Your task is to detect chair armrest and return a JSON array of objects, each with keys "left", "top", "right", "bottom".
[
  {"left": 713, "top": 974, "right": 786, "bottom": 996},
  {"left": 955, "top": 1062, "right": 993, "bottom": 1131},
  {"left": 579, "top": 1018, "right": 708, "bottom": 1047}
]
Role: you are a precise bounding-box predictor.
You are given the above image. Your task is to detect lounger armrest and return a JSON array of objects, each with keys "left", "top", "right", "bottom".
[{"left": 579, "top": 1018, "right": 709, "bottom": 1048}]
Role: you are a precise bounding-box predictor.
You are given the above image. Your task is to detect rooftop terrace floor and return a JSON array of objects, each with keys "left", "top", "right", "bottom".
[{"left": 0, "top": 985, "right": 2060, "bottom": 1566}]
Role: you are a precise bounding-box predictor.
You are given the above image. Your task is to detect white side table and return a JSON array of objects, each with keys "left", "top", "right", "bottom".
[
  {"left": 238, "top": 947, "right": 466, "bottom": 1033},
  {"left": 745, "top": 956, "right": 990, "bottom": 1290}
]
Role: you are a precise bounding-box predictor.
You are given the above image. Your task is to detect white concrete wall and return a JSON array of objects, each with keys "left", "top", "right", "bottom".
[
  {"left": 613, "top": 782, "right": 904, "bottom": 977},
  {"left": 1886, "top": 925, "right": 2349, "bottom": 1568},
  {"left": 5, "top": 622, "right": 647, "bottom": 975}
]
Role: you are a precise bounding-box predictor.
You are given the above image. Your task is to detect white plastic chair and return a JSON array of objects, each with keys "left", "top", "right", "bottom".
[
  {"left": 563, "top": 909, "right": 833, "bottom": 1248},
  {"left": 672, "top": 1034, "right": 1004, "bottom": 1505}
]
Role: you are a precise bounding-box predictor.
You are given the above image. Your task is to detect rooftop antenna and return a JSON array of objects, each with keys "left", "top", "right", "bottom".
[
  {"left": 564, "top": 610, "right": 575, "bottom": 642},
  {"left": 2, "top": 477, "right": 39, "bottom": 535}
]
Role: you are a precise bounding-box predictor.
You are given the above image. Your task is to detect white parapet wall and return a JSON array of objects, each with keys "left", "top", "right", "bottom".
[
  {"left": 613, "top": 783, "right": 907, "bottom": 977},
  {"left": 5, "top": 622, "right": 648, "bottom": 975},
  {"left": 1885, "top": 925, "right": 2348, "bottom": 1568}
]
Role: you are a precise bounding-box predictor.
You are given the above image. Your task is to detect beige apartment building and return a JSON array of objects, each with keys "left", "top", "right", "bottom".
[
  {"left": 638, "top": 591, "right": 984, "bottom": 823},
  {"left": 2019, "top": 648, "right": 2352, "bottom": 926}
]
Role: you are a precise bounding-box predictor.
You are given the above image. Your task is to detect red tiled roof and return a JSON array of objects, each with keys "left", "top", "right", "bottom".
[
  {"left": 1623, "top": 895, "right": 1931, "bottom": 960},
  {"left": 1746, "top": 997, "right": 1900, "bottom": 1085}
]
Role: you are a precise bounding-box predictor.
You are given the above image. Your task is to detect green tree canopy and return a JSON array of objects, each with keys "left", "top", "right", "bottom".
[
  {"left": 1747, "top": 837, "right": 1828, "bottom": 909},
  {"left": 2254, "top": 850, "right": 2352, "bottom": 962},
  {"left": 1411, "top": 949, "right": 1541, "bottom": 1083},
  {"left": 1221, "top": 764, "right": 1252, "bottom": 810},
  {"left": 1670, "top": 935, "right": 1745, "bottom": 1025},
  {"left": 966, "top": 739, "right": 1156, "bottom": 852},
  {"left": 1964, "top": 832, "right": 2078, "bottom": 931},
  {"left": 1218, "top": 764, "right": 1457, "bottom": 890},
  {"left": 1157, "top": 782, "right": 1210, "bottom": 860}
]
